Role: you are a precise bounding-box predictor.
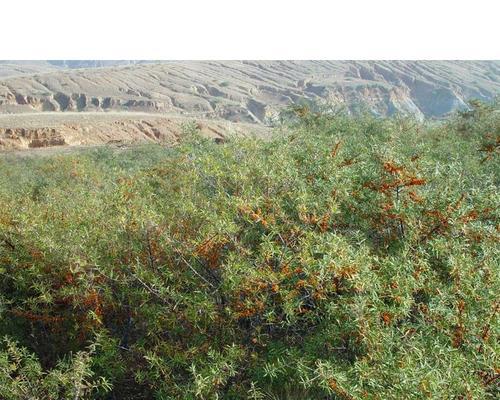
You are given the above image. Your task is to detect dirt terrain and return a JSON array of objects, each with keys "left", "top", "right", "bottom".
[
  {"left": 1, "top": 61, "right": 498, "bottom": 120},
  {"left": 0, "top": 60, "right": 498, "bottom": 152},
  {"left": 0, "top": 112, "right": 268, "bottom": 151}
]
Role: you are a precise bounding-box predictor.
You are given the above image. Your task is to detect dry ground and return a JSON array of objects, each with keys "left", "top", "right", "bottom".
[{"left": 0, "top": 112, "right": 269, "bottom": 152}]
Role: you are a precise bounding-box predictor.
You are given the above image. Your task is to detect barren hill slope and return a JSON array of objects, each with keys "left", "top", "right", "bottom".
[
  {"left": 0, "top": 112, "right": 267, "bottom": 151},
  {"left": 1, "top": 61, "right": 498, "bottom": 121}
]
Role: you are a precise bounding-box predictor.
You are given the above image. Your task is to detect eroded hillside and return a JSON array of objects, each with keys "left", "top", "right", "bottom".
[
  {"left": 0, "top": 112, "right": 267, "bottom": 151},
  {"left": 1, "top": 61, "right": 498, "bottom": 121}
]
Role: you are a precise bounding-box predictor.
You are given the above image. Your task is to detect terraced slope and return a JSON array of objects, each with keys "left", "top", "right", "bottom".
[{"left": 1, "top": 61, "right": 498, "bottom": 121}]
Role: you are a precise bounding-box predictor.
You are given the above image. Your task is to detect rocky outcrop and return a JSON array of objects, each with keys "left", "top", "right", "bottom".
[
  {"left": 0, "top": 127, "right": 66, "bottom": 148},
  {"left": 0, "top": 90, "right": 173, "bottom": 114}
]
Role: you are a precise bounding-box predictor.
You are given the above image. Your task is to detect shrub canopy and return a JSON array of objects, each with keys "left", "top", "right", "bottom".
[{"left": 0, "top": 101, "right": 498, "bottom": 399}]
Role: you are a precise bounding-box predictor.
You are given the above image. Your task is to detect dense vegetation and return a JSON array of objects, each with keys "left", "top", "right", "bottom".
[{"left": 0, "top": 101, "right": 498, "bottom": 399}]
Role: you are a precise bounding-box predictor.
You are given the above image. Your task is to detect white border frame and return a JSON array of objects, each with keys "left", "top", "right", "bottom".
[{"left": 2, "top": 0, "right": 499, "bottom": 59}]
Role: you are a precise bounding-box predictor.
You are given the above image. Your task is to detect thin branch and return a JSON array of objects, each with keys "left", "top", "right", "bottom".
[{"left": 179, "top": 255, "right": 215, "bottom": 289}]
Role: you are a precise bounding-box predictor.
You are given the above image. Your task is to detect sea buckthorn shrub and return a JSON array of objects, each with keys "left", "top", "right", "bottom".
[{"left": 0, "top": 100, "right": 498, "bottom": 399}]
